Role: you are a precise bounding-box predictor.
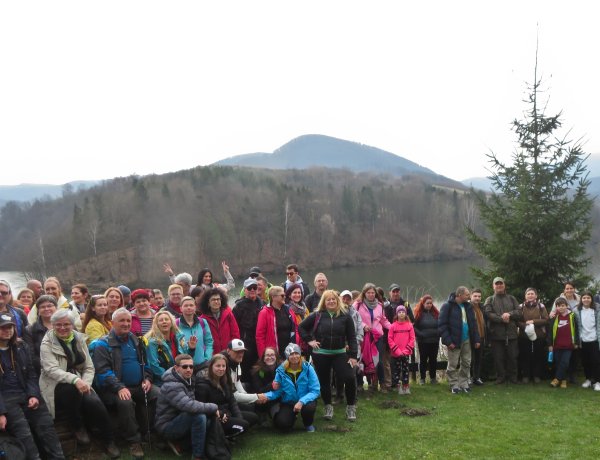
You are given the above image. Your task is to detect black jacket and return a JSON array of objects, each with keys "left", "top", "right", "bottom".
[
  {"left": 298, "top": 311, "right": 358, "bottom": 359},
  {"left": 438, "top": 293, "right": 481, "bottom": 348},
  {"left": 23, "top": 320, "right": 48, "bottom": 376},
  {"left": 91, "top": 330, "right": 152, "bottom": 399},
  {"left": 232, "top": 297, "right": 262, "bottom": 352},
  {"left": 414, "top": 310, "right": 440, "bottom": 344},
  {"left": 195, "top": 368, "right": 242, "bottom": 419},
  {"left": 0, "top": 340, "right": 40, "bottom": 414}
]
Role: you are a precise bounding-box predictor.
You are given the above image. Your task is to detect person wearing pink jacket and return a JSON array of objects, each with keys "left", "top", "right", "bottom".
[
  {"left": 388, "top": 305, "right": 415, "bottom": 395},
  {"left": 356, "top": 283, "right": 391, "bottom": 392}
]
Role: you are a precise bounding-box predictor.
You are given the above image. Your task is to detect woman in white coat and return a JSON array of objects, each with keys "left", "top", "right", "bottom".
[{"left": 39, "top": 309, "right": 120, "bottom": 458}]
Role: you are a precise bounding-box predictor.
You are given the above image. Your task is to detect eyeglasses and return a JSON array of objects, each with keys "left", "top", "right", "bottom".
[
  {"left": 180, "top": 364, "right": 194, "bottom": 369},
  {"left": 246, "top": 286, "right": 258, "bottom": 291},
  {"left": 0, "top": 291, "right": 9, "bottom": 296},
  {"left": 286, "top": 272, "right": 295, "bottom": 277},
  {"left": 210, "top": 298, "right": 222, "bottom": 302}
]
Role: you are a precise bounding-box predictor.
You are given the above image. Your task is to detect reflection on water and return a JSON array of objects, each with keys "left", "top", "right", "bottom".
[
  {"left": 0, "top": 271, "right": 27, "bottom": 294},
  {"left": 272, "top": 259, "right": 481, "bottom": 305}
]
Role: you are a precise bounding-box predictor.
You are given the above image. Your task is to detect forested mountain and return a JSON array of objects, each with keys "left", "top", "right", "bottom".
[
  {"left": 215, "top": 134, "right": 463, "bottom": 187},
  {"left": 0, "top": 166, "right": 482, "bottom": 286},
  {"left": 0, "top": 181, "right": 98, "bottom": 206}
]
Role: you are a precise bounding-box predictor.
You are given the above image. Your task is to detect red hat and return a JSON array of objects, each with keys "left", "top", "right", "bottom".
[{"left": 131, "top": 289, "right": 150, "bottom": 302}]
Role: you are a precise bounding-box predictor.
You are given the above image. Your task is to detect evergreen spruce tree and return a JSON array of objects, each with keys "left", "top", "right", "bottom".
[{"left": 467, "top": 64, "right": 593, "bottom": 303}]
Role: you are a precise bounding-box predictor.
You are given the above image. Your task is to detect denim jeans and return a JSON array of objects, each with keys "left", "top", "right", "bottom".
[{"left": 161, "top": 412, "right": 207, "bottom": 458}]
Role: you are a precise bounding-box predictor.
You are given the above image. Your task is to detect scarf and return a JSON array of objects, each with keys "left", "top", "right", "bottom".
[
  {"left": 364, "top": 299, "right": 378, "bottom": 310},
  {"left": 472, "top": 304, "right": 485, "bottom": 339},
  {"left": 57, "top": 332, "right": 86, "bottom": 372},
  {"left": 289, "top": 301, "right": 307, "bottom": 318}
]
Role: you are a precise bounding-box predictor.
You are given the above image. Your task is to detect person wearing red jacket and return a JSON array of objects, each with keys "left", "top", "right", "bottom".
[
  {"left": 198, "top": 287, "right": 240, "bottom": 355},
  {"left": 256, "top": 286, "right": 299, "bottom": 359}
]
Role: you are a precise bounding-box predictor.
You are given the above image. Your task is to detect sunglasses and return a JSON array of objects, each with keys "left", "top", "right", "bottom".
[
  {"left": 0, "top": 291, "right": 9, "bottom": 296},
  {"left": 286, "top": 272, "right": 295, "bottom": 277},
  {"left": 246, "top": 285, "right": 258, "bottom": 291},
  {"left": 180, "top": 364, "right": 194, "bottom": 369}
]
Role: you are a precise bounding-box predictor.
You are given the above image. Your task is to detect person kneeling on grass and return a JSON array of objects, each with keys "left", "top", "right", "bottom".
[
  {"left": 263, "top": 343, "right": 320, "bottom": 432},
  {"left": 155, "top": 354, "right": 219, "bottom": 459}
]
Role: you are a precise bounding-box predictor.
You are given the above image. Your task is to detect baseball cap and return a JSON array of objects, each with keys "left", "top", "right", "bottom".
[{"left": 228, "top": 339, "right": 247, "bottom": 351}]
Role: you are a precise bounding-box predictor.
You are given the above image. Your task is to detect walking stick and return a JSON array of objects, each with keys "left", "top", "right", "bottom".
[{"left": 144, "top": 386, "right": 152, "bottom": 452}]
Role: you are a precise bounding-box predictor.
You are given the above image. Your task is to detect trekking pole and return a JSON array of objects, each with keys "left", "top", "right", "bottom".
[{"left": 144, "top": 387, "right": 152, "bottom": 451}]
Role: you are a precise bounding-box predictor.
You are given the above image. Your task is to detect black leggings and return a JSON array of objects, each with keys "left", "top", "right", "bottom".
[
  {"left": 312, "top": 353, "right": 356, "bottom": 405},
  {"left": 272, "top": 401, "right": 316, "bottom": 431},
  {"left": 418, "top": 341, "right": 439, "bottom": 380}
]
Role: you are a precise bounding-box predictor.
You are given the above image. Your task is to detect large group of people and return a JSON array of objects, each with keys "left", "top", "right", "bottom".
[{"left": 0, "top": 265, "right": 599, "bottom": 459}]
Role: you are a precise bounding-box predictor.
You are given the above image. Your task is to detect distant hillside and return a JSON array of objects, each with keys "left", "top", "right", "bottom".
[
  {"left": 215, "top": 134, "right": 464, "bottom": 188},
  {"left": 0, "top": 165, "right": 482, "bottom": 284},
  {"left": 0, "top": 181, "right": 99, "bottom": 205},
  {"left": 464, "top": 153, "right": 600, "bottom": 193}
]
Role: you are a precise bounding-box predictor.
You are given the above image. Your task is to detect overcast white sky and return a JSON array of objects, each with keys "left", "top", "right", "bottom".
[{"left": 1, "top": 1, "right": 598, "bottom": 186}]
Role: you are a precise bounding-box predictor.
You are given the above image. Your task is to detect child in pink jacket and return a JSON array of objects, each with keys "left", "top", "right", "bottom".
[{"left": 388, "top": 305, "right": 415, "bottom": 395}]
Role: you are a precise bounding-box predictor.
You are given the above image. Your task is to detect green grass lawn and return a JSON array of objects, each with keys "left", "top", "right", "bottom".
[
  {"left": 77, "top": 381, "right": 600, "bottom": 460},
  {"left": 145, "top": 381, "right": 600, "bottom": 460}
]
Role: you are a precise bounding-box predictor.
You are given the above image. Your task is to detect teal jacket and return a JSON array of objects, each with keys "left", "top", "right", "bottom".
[
  {"left": 145, "top": 333, "right": 190, "bottom": 386},
  {"left": 176, "top": 316, "right": 213, "bottom": 365}
]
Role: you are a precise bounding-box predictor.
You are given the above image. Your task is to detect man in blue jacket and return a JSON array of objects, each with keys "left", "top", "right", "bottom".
[
  {"left": 438, "top": 286, "right": 481, "bottom": 394},
  {"left": 92, "top": 307, "right": 158, "bottom": 459}
]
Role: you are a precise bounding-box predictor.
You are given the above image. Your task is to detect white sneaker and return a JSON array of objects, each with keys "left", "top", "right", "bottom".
[
  {"left": 594, "top": 382, "right": 600, "bottom": 392},
  {"left": 323, "top": 404, "right": 334, "bottom": 420},
  {"left": 582, "top": 379, "right": 592, "bottom": 389}
]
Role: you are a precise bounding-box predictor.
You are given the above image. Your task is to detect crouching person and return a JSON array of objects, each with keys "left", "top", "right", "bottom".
[
  {"left": 40, "top": 309, "right": 120, "bottom": 458},
  {"left": 196, "top": 354, "right": 249, "bottom": 439},
  {"left": 0, "top": 313, "right": 65, "bottom": 459},
  {"left": 92, "top": 307, "right": 159, "bottom": 459},
  {"left": 264, "top": 343, "right": 320, "bottom": 432},
  {"left": 155, "top": 354, "right": 219, "bottom": 459}
]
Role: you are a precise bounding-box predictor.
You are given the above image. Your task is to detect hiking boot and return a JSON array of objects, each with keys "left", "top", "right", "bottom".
[
  {"left": 473, "top": 378, "right": 484, "bottom": 386},
  {"left": 346, "top": 404, "right": 357, "bottom": 421},
  {"left": 560, "top": 380, "right": 568, "bottom": 389},
  {"left": 582, "top": 379, "right": 592, "bottom": 389},
  {"left": 419, "top": 378, "right": 426, "bottom": 385},
  {"left": 74, "top": 427, "right": 90, "bottom": 445},
  {"left": 451, "top": 387, "right": 461, "bottom": 394},
  {"left": 323, "top": 404, "right": 334, "bottom": 420},
  {"left": 305, "top": 425, "right": 316, "bottom": 432},
  {"left": 167, "top": 440, "right": 183, "bottom": 456},
  {"left": 105, "top": 441, "right": 121, "bottom": 459},
  {"left": 550, "top": 378, "right": 559, "bottom": 387},
  {"left": 129, "top": 443, "right": 144, "bottom": 459}
]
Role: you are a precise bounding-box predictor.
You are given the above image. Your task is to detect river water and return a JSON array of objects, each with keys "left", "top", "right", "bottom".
[{"left": 1, "top": 259, "right": 478, "bottom": 305}]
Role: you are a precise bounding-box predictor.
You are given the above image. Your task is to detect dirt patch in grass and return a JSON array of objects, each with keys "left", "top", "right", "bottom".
[
  {"left": 322, "top": 425, "right": 353, "bottom": 432},
  {"left": 399, "top": 407, "right": 432, "bottom": 416},
  {"left": 379, "top": 400, "right": 406, "bottom": 409}
]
